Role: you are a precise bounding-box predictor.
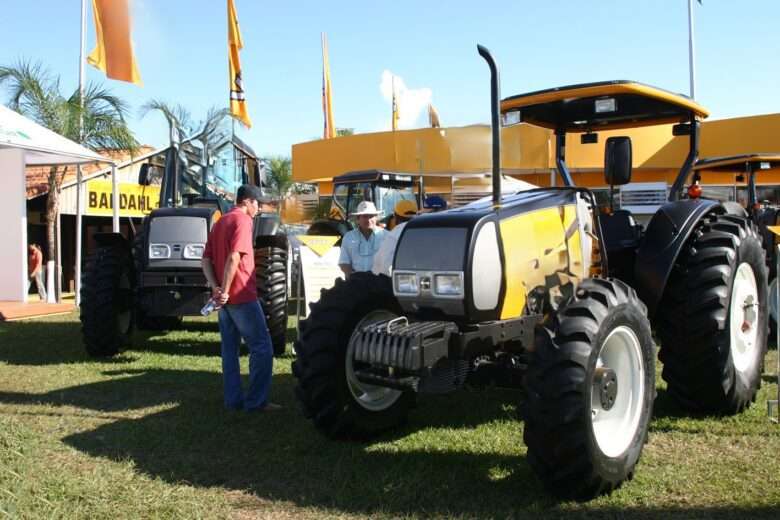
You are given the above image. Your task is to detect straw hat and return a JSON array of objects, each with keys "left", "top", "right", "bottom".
[{"left": 351, "top": 201, "right": 380, "bottom": 216}]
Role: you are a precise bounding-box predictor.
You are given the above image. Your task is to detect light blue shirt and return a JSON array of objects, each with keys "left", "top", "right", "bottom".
[{"left": 339, "top": 228, "right": 386, "bottom": 272}]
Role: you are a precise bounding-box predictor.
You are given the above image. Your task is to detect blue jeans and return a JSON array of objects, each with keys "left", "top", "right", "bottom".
[{"left": 217, "top": 300, "right": 274, "bottom": 410}]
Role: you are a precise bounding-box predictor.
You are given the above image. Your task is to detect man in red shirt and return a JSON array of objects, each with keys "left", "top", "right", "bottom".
[
  {"left": 201, "top": 185, "right": 280, "bottom": 412},
  {"left": 27, "top": 244, "right": 47, "bottom": 301}
]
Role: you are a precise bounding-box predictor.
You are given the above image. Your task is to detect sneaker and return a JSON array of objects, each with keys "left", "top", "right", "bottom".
[{"left": 247, "top": 402, "right": 283, "bottom": 413}]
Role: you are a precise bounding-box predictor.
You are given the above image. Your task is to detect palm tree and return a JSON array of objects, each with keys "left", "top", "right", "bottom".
[
  {"left": 264, "top": 155, "right": 294, "bottom": 198},
  {"left": 0, "top": 60, "right": 138, "bottom": 269}
]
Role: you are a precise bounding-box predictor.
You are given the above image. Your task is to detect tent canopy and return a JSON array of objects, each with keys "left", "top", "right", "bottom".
[{"left": 0, "top": 104, "right": 108, "bottom": 165}]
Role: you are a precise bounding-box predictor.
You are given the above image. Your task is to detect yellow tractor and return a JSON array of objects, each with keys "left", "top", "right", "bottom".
[{"left": 293, "top": 46, "right": 768, "bottom": 499}]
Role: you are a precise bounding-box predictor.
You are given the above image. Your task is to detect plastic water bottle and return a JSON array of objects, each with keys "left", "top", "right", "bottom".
[{"left": 200, "top": 298, "right": 219, "bottom": 316}]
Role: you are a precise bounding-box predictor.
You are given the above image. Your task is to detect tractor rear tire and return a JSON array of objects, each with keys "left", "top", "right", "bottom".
[
  {"left": 256, "top": 244, "right": 289, "bottom": 356},
  {"left": 80, "top": 246, "right": 135, "bottom": 357},
  {"left": 292, "top": 272, "right": 414, "bottom": 438},
  {"left": 656, "top": 214, "right": 768, "bottom": 414},
  {"left": 523, "top": 278, "right": 655, "bottom": 500}
]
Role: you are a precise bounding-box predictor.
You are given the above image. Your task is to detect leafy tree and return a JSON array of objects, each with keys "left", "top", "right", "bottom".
[
  {"left": 264, "top": 155, "right": 293, "bottom": 198},
  {"left": 0, "top": 60, "right": 138, "bottom": 268},
  {"left": 336, "top": 128, "right": 354, "bottom": 137}
]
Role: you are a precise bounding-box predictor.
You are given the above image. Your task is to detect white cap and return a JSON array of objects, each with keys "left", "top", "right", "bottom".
[{"left": 351, "top": 201, "right": 380, "bottom": 216}]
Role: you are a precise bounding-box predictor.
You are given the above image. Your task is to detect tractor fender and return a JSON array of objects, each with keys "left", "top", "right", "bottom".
[
  {"left": 634, "top": 198, "right": 723, "bottom": 318},
  {"left": 254, "top": 213, "right": 281, "bottom": 238},
  {"left": 93, "top": 232, "right": 131, "bottom": 254}
]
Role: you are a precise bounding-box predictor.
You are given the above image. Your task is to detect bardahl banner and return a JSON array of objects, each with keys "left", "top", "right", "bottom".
[{"left": 86, "top": 179, "right": 160, "bottom": 217}]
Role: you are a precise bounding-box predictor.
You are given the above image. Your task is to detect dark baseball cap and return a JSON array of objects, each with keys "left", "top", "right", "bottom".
[{"left": 236, "top": 184, "right": 267, "bottom": 204}]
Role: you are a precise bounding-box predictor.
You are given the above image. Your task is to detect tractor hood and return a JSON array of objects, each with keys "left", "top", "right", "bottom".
[
  {"left": 144, "top": 207, "right": 216, "bottom": 270},
  {"left": 392, "top": 189, "right": 592, "bottom": 322}
]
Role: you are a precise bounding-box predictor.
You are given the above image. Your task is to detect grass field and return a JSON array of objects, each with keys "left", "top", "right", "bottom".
[{"left": 1, "top": 312, "right": 779, "bottom": 519}]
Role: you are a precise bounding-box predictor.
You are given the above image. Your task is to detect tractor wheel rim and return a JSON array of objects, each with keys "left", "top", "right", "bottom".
[
  {"left": 729, "top": 262, "right": 759, "bottom": 374},
  {"left": 345, "top": 309, "right": 403, "bottom": 412},
  {"left": 591, "top": 325, "right": 645, "bottom": 458}
]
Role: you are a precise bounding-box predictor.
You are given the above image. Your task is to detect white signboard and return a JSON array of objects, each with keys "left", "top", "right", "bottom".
[{"left": 298, "top": 243, "right": 344, "bottom": 318}]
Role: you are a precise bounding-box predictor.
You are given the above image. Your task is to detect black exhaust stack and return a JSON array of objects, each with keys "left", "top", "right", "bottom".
[{"left": 478, "top": 44, "right": 501, "bottom": 207}]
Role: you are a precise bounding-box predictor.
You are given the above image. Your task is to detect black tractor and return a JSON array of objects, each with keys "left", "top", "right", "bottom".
[
  {"left": 307, "top": 170, "right": 422, "bottom": 238},
  {"left": 293, "top": 46, "right": 768, "bottom": 500},
  {"left": 80, "top": 143, "right": 289, "bottom": 357}
]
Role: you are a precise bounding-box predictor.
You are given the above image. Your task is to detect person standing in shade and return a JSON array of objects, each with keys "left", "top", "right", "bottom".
[
  {"left": 339, "top": 201, "right": 386, "bottom": 278},
  {"left": 27, "top": 244, "right": 46, "bottom": 301},
  {"left": 201, "top": 185, "right": 281, "bottom": 412}
]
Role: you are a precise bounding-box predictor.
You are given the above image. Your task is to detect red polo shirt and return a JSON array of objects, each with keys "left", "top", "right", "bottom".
[{"left": 203, "top": 207, "right": 257, "bottom": 304}]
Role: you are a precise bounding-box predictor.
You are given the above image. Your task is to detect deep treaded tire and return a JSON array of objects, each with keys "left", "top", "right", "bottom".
[
  {"left": 523, "top": 278, "right": 655, "bottom": 501},
  {"left": 80, "top": 246, "right": 135, "bottom": 357},
  {"left": 256, "top": 245, "right": 289, "bottom": 356},
  {"left": 292, "top": 272, "right": 413, "bottom": 437},
  {"left": 656, "top": 213, "right": 768, "bottom": 414}
]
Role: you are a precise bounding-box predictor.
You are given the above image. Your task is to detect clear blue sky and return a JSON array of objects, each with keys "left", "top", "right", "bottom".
[{"left": 1, "top": 1, "right": 779, "bottom": 157}]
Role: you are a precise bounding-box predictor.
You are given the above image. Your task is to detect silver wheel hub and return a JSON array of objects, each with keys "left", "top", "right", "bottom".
[
  {"left": 729, "top": 262, "right": 759, "bottom": 374},
  {"left": 590, "top": 325, "right": 645, "bottom": 458},
  {"left": 345, "top": 310, "right": 403, "bottom": 412}
]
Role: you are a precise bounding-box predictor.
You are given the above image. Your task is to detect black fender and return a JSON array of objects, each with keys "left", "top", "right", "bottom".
[
  {"left": 634, "top": 198, "right": 723, "bottom": 318},
  {"left": 254, "top": 212, "right": 281, "bottom": 238},
  {"left": 307, "top": 218, "right": 351, "bottom": 238}
]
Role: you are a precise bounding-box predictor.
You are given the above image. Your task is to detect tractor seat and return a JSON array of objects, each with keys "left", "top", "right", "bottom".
[{"left": 600, "top": 210, "right": 642, "bottom": 252}]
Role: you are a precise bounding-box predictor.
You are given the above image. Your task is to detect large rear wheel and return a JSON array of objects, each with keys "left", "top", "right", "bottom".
[
  {"left": 656, "top": 213, "right": 768, "bottom": 414},
  {"left": 255, "top": 240, "right": 289, "bottom": 356},
  {"left": 523, "top": 278, "right": 655, "bottom": 500},
  {"left": 292, "top": 272, "right": 413, "bottom": 437},
  {"left": 80, "top": 246, "right": 135, "bottom": 357}
]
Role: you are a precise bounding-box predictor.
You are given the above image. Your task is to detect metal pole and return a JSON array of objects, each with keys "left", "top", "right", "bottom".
[
  {"left": 75, "top": 0, "right": 87, "bottom": 306},
  {"left": 112, "top": 164, "right": 119, "bottom": 232},
  {"left": 687, "top": 0, "right": 696, "bottom": 99}
]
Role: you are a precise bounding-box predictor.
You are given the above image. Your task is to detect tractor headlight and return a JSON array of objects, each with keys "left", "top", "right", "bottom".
[
  {"left": 149, "top": 243, "right": 171, "bottom": 259},
  {"left": 393, "top": 272, "right": 419, "bottom": 295},
  {"left": 183, "top": 243, "right": 205, "bottom": 259},
  {"left": 434, "top": 273, "right": 463, "bottom": 297}
]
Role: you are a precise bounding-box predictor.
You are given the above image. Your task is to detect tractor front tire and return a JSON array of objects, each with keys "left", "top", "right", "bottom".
[
  {"left": 80, "top": 246, "right": 135, "bottom": 357},
  {"left": 523, "top": 278, "right": 655, "bottom": 500},
  {"left": 656, "top": 213, "right": 768, "bottom": 414},
  {"left": 255, "top": 243, "right": 289, "bottom": 356},
  {"left": 292, "top": 272, "right": 414, "bottom": 438}
]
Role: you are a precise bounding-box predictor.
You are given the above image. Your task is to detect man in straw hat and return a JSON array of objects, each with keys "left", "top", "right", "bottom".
[{"left": 339, "top": 200, "right": 387, "bottom": 277}]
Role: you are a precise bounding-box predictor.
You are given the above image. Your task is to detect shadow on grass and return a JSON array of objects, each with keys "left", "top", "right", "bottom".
[{"left": 1, "top": 365, "right": 551, "bottom": 515}]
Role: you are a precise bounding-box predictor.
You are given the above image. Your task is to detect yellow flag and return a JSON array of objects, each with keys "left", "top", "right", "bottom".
[
  {"left": 428, "top": 103, "right": 441, "bottom": 128},
  {"left": 322, "top": 33, "right": 336, "bottom": 139},
  {"left": 391, "top": 76, "right": 399, "bottom": 131},
  {"left": 87, "top": 0, "right": 142, "bottom": 86},
  {"left": 228, "top": 0, "right": 252, "bottom": 128}
]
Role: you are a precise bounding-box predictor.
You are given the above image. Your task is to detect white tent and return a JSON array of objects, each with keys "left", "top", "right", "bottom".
[{"left": 0, "top": 105, "right": 117, "bottom": 303}]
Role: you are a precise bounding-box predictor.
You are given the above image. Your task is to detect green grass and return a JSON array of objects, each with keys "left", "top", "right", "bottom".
[{"left": 1, "top": 312, "right": 780, "bottom": 519}]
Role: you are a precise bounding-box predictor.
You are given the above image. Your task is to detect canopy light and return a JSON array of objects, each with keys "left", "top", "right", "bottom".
[
  {"left": 595, "top": 98, "right": 617, "bottom": 113},
  {"left": 760, "top": 162, "right": 771, "bottom": 170}
]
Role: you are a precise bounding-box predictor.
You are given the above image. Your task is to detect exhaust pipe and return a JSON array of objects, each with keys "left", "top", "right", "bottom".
[{"left": 477, "top": 44, "right": 501, "bottom": 207}]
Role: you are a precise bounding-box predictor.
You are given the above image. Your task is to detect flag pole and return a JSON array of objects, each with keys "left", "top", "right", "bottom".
[
  {"left": 74, "top": 0, "right": 87, "bottom": 306},
  {"left": 687, "top": 0, "right": 696, "bottom": 99}
]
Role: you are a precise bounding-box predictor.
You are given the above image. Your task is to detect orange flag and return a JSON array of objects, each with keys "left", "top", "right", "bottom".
[
  {"left": 391, "top": 76, "right": 399, "bottom": 131},
  {"left": 87, "top": 0, "right": 142, "bottom": 86},
  {"left": 228, "top": 0, "right": 252, "bottom": 128},
  {"left": 321, "top": 33, "right": 336, "bottom": 139}
]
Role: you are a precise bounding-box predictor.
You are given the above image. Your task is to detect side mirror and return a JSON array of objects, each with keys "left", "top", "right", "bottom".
[
  {"left": 138, "top": 163, "right": 151, "bottom": 186},
  {"left": 604, "top": 136, "right": 632, "bottom": 186}
]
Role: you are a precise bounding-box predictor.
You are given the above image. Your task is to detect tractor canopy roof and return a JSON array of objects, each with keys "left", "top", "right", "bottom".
[
  {"left": 500, "top": 80, "right": 709, "bottom": 132},
  {"left": 694, "top": 154, "right": 780, "bottom": 171},
  {"left": 333, "top": 170, "right": 418, "bottom": 185}
]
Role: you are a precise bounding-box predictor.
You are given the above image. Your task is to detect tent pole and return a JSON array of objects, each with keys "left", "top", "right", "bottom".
[
  {"left": 112, "top": 164, "right": 119, "bottom": 232},
  {"left": 75, "top": 0, "right": 87, "bottom": 306}
]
